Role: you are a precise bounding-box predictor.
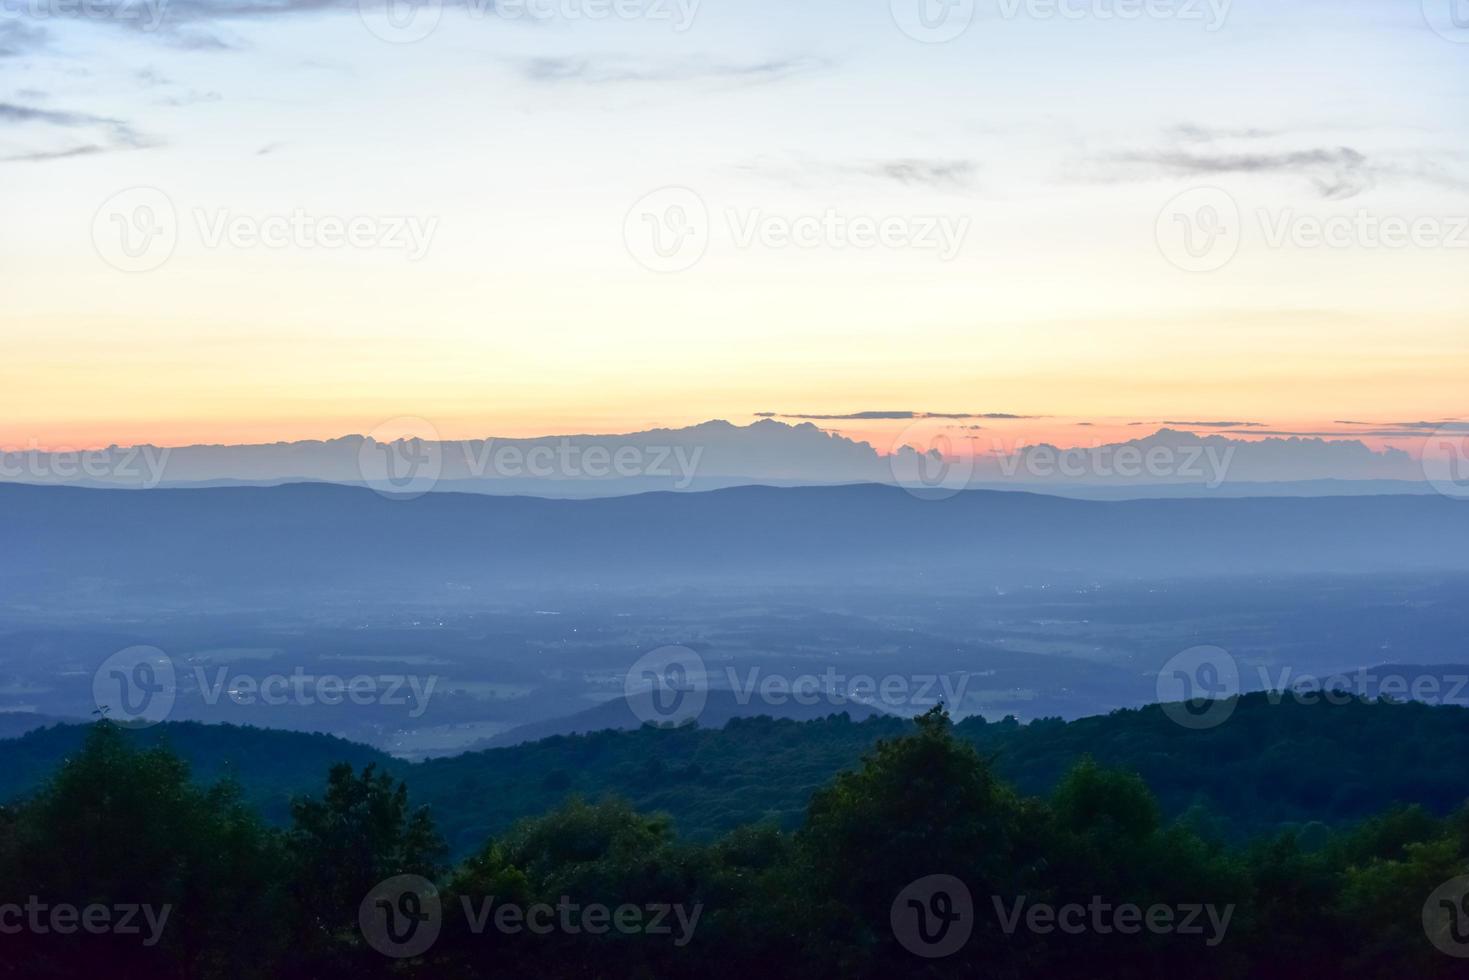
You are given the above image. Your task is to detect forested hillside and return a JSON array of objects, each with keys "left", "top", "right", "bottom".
[
  {"left": 3, "top": 709, "right": 1467, "bottom": 978},
  {"left": 4, "top": 693, "right": 1467, "bottom": 855}
]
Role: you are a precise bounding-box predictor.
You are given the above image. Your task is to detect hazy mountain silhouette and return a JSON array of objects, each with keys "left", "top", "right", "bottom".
[
  {"left": 0, "top": 420, "right": 1429, "bottom": 495},
  {"left": 4, "top": 482, "right": 1468, "bottom": 610},
  {"left": 479, "top": 689, "right": 889, "bottom": 749}
]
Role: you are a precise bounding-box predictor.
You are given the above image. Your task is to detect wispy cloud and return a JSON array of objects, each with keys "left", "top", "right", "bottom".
[
  {"left": 1096, "top": 126, "right": 1469, "bottom": 200},
  {"left": 0, "top": 20, "right": 49, "bottom": 57},
  {"left": 0, "top": 101, "right": 160, "bottom": 163},
  {"left": 1111, "top": 145, "right": 1375, "bottom": 200},
  {"left": 740, "top": 156, "right": 981, "bottom": 191},
  {"left": 519, "top": 55, "right": 828, "bottom": 86},
  {"left": 862, "top": 158, "right": 977, "bottom": 189}
]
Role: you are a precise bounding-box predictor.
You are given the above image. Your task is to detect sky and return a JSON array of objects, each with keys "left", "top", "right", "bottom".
[{"left": 1, "top": 0, "right": 1466, "bottom": 456}]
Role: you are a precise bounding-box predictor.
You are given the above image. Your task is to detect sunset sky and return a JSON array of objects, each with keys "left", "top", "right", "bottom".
[{"left": 2, "top": 0, "right": 1466, "bottom": 454}]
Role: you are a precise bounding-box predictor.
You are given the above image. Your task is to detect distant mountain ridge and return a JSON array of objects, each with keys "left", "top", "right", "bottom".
[
  {"left": 480, "top": 689, "right": 890, "bottom": 749},
  {"left": 0, "top": 419, "right": 1429, "bottom": 494},
  {"left": 4, "top": 482, "right": 1469, "bottom": 610},
  {"left": 4, "top": 692, "right": 1468, "bottom": 853}
]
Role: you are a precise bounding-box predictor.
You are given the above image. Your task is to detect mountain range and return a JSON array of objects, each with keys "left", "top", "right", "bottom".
[
  {"left": 4, "top": 481, "right": 1469, "bottom": 611},
  {"left": 0, "top": 420, "right": 1434, "bottom": 496}
]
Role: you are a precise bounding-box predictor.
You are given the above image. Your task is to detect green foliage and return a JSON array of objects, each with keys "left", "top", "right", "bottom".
[
  {"left": 282, "top": 763, "right": 447, "bottom": 978},
  {"left": 0, "top": 722, "right": 283, "bottom": 978},
  {"left": 9, "top": 694, "right": 1469, "bottom": 854},
  {"left": 3, "top": 706, "right": 1469, "bottom": 978}
]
